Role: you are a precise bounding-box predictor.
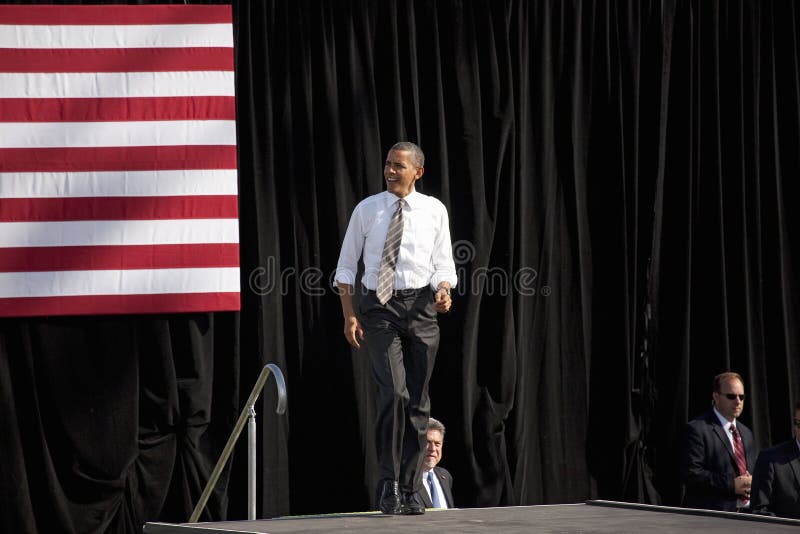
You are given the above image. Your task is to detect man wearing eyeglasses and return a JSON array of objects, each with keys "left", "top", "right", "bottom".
[
  {"left": 419, "top": 417, "right": 454, "bottom": 509},
  {"left": 749, "top": 401, "right": 800, "bottom": 518},
  {"left": 681, "top": 371, "right": 757, "bottom": 512}
]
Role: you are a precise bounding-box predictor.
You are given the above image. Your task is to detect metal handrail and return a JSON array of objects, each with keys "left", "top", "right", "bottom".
[{"left": 189, "top": 363, "right": 287, "bottom": 523}]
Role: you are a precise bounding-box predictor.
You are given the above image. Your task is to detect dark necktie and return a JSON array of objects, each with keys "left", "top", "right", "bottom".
[
  {"left": 730, "top": 425, "right": 747, "bottom": 476},
  {"left": 376, "top": 199, "right": 404, "bottom": 305},
  {"left": 427, "top": 470, "right": 442, "bottom": 508}
]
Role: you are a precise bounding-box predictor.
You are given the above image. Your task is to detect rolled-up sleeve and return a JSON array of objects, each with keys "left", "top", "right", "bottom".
[
  {"left": 429, "top": 205, "right": 457, "bottom": 291},
  {"left": 335, "top": 204, "right": 363, "bottom": 287}
]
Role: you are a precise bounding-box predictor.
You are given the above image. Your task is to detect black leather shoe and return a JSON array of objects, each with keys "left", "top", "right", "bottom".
[
  {"left": 378, "top": 480, "right": 403, "bottom": 515},
  {"left": 400, "top": 487, "right": 426, "bottom": 515}
]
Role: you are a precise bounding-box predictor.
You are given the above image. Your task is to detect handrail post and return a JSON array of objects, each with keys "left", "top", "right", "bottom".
[
  {"left": 189, "top": 363, "right": 287, "bottom": 523},
  {"left": 247, "top": 404, "right": 257, "bottom": 520}
]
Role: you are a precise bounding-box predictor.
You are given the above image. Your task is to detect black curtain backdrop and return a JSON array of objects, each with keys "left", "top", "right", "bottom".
[{"left": 2, "top": 1, "right": 800, "bottom": 532}]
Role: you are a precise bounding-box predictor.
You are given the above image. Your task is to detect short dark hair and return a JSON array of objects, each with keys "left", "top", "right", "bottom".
[
  {"left": 713, "top": 372, "right": 744, "bottom": 392},
  {"left": 794, "top": 401, "right": 800, "bottom": 412},
  {"left": 427, "top": 417, "right": 445, "bottom": 437},
  {"left": 390, "top": 141, "right": 425, "bottom": 168}
]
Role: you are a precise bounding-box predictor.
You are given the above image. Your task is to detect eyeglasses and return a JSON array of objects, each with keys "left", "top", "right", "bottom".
[{"left": 722, "top": 393, "right": 746, "bottom": 401}]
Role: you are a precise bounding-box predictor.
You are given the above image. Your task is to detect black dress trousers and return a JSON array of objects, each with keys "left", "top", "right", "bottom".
[{"left": 360, "top": 287, "right": 440, "bottom": 488}]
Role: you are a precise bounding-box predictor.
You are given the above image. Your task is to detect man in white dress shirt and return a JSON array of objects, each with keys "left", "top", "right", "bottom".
[{"left": 335, "top": 142, "right": 457, "bottom": 515}]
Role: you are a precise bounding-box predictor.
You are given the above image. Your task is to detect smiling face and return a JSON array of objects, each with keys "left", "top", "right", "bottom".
[
  {"left": 712, "top": 377, "right": 745, "bottom": 422},
  {"left": 384, "top": 149, "right": 424, "bottom": 198},
  {"left": 423, "top": 429, "right": 443, "bottom": 470}
]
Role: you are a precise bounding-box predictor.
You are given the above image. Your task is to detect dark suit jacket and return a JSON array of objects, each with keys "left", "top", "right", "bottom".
[
  {"left": 681, "top": 411, "right": 757, "bottom": 511},
  {"left": 420, "top": 466, "right": 454, "bottom": 508},
  {"left": 750, "top": 439, "right": 800, "bottom": 519}
]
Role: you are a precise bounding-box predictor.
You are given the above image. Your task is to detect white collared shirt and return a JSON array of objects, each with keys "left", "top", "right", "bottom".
[
  {"left": 335, "top": 190, "right": 458, "bottom": 291},
  {"left": 713, "top": 407, "right": 737, "bottom": 451},
  {"left": 422, "top": 469, "right": 449, "bottom": 509}
]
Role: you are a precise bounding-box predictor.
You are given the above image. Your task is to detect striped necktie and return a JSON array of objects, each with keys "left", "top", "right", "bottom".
[
  {"left": 730, "top": 425, "right": 747, "bottom": 475},
  {"left": 376, "top": 199, "right": 404, "bottom": 305}
]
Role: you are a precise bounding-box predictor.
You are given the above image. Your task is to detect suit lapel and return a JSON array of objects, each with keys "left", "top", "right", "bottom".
[
  {"left": 435, "top": 467, "right": 454, "bottom": 508},
  {"left": 787, "top": 442, "right": 800, "bottom": 489},
  {"left": 420, "top": 484, "right": 433, "bottom": 508},
  {"left": 418, "top": 471, "right": 433, "bottom": 508},
  {"left": 710, "top": 418, "right": 736, "bottom": 463}
]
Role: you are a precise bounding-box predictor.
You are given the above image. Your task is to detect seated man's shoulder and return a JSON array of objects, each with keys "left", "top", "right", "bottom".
[
  {"left": 686, "top": 412, "right": 715, "bottom": 429},
  {"left": 759, "top": 440, "right": 798, "bottom": 462},
  {"left": 434, "top": 466, "right": 453, "bottom": 479}
]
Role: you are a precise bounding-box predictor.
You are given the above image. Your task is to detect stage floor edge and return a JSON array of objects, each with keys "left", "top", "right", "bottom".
[{"left": 143, "top": 500, "right": 800, "bottom": 534}]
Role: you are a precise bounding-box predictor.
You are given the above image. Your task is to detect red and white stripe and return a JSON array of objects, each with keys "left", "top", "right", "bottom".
[{"left": 0, "top": 5, "right": 239, "bottom": 317}]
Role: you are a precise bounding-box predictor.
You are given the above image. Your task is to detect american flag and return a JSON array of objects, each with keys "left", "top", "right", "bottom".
[{"left": 0, "top": 5, "right": 240, "bottom": 317}]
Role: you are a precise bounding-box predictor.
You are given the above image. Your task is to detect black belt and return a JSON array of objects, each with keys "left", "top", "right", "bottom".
[{"left": 368, "top": 287, "right": 428, "bottom": 298}]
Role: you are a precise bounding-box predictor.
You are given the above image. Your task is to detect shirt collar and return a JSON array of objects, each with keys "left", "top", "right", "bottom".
[
  {"left": 384, "top": 189, "right": 421, "bottom": 209},
  {"left": 713, "top": 406, "right": 736, "bottom": 429}
]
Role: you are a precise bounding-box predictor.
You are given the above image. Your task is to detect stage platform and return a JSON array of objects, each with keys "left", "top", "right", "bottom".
[{"left": 144, "top": 500, "right": 800, "bottom": 533}]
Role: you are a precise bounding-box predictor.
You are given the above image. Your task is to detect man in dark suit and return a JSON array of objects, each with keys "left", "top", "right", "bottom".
[
  {"left": 419, "top": 417, "right": 454, "bottom": 509},
  {"left": 682, "top": 371, "right": 757, "bottom": 512},
  {"left": 750, "top": 401, "right": 800, "bottom": 518}
]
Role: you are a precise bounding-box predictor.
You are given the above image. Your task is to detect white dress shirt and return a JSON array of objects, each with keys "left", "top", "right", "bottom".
[
  {"left": 712, "top": 407, "right": 737, "bottom": 450},
  {"left": 335, "top": 190, "right": 458, "bottom": 291},
  {"left": 422, "top": 469, "right": 449, "bottom": 509}
]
